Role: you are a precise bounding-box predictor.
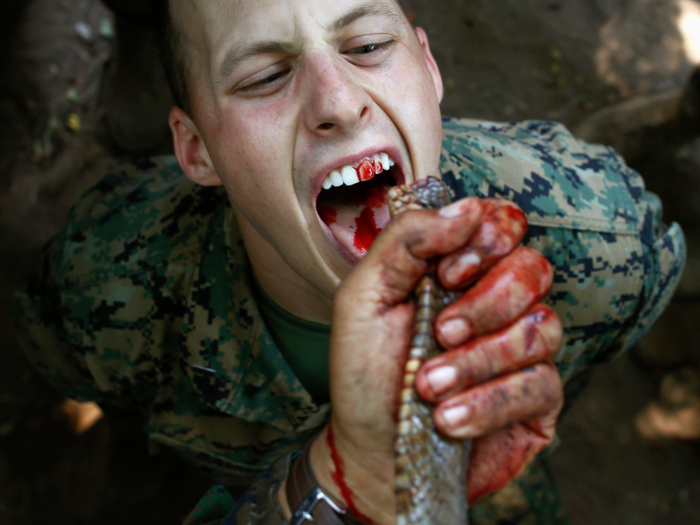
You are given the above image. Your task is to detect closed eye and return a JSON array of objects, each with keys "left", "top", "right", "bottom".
[
  {"left": 237, "top": 69, "right": 290, "bottom": 94},
  {"left": 346, "top": 40, "right": 395, "bottom": 57}
]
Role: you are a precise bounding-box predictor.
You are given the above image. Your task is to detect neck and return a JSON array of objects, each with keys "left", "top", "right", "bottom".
[{"left": 234, "top": 209, "right": 334, "bottom": 325}]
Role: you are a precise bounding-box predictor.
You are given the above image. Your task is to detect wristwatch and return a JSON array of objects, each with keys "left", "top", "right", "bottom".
[{"left": 285, "top": 440, "right": 368, "bottom": 525}]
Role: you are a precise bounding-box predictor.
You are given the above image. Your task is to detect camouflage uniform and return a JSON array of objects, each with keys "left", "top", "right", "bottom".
[{"left": 13, "top": 119, "right": 685, "bottom": 524}]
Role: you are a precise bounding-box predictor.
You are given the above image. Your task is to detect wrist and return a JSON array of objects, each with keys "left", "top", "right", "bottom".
[
  {"left": 310, "top": 422, "right": 394, "bottom": 525},
  {"left": 284, "top": 433, "right": 369, "bottom": 525}
]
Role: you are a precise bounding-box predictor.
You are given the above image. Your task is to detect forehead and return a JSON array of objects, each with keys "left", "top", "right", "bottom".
[{"left": 174, "top": 0, "right": 405, "bottom": 59}]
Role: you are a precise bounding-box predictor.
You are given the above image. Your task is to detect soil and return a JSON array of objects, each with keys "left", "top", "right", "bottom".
[{"left": 1, "top": 0, "right": 699, "bottom": 523}]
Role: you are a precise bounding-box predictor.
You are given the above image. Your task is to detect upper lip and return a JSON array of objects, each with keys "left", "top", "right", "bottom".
[{"left": 311, "top": 145, "right": 407, "bottom": 203}]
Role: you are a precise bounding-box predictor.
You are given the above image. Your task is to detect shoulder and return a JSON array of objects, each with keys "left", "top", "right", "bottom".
[
  {"left": 439, "top": 118, "right": 685, "bottom": 381},
  {"left": 440, "top": 117, "right": 644, "bottom": 234},
  {"left": 49, "top": 156, "right": 230, "bottom": 286},
  {"left": 14, "top": 156, "right": 254, "bottom": 407}
]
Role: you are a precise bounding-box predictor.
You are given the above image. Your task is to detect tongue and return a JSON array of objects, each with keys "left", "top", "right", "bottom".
[{"left": 319, "top": 182, "right": 392, "bottom": 260}]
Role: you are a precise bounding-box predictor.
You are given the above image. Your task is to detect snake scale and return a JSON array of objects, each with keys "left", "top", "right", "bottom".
[{"left": 388, "top": 177, "right": 471, "bottom": 525}]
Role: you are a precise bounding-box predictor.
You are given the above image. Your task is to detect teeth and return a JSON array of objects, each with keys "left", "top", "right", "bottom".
[
  {"left": 330, "top": 170, "right": 343, "bottom": 187},
  {"left": 321, "top": 153, "right": 394, "bottom": 191},
  {"left": 380, "top": 153, "right": 391, "bottom": 171},
  {"left": 342, "top": 165, "right": 360, "bottom": 186}
]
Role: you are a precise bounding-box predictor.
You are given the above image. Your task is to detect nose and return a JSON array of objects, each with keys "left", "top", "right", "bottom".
[{"left": 302, "top": 53, "right": 372, "bottom": 136}]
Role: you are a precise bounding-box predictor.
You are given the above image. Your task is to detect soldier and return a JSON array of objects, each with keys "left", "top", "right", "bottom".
[{"left": 13, "top": 0, "right": 685, "bottom": 524}]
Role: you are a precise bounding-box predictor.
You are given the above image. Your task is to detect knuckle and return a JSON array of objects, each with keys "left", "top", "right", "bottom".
[
  {"left": 483, "top": 197, "right": 522, "bottom": 211},
  {"left": 529, "top": 306, "right": 564, "bottom": 356},
  {"left": 516, "top": 246, "right": 551, "bottom": 272},
  {"left": 520, "top": 364, "right": 562, "bottom": 402},
  {"left": 539, "top": 365, "right": 564, "bottom": 399},
  {"left": 455, "top": 345, "right": 490, "bottom": 385}
]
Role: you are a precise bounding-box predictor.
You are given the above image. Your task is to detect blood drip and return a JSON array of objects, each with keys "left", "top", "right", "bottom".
[
  {"left": 353, "top": 207, "right": 382, "bottom": 255},
  {"left": 326, "top": 422, "right": 375, "bottom": 524},
  {"left": 318, "top": 205, "right": 338, "bottom": 226}
]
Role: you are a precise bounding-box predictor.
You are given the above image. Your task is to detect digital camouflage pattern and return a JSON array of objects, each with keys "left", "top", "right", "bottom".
[
  {"left": 13, "top": 118, "right": 685, "bottom": 524},
  {"left": 440, "top": 119, "right": 684, "bottom": 382}
]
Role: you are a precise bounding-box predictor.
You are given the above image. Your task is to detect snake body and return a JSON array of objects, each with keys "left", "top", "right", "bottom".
[{"left": 388, "top": 177, "right": 471, "bottom": 525}]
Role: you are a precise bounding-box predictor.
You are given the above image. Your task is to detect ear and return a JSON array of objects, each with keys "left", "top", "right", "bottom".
[
  {"left": 415, "top": 27, "right": 444, "bottom": 104},
  {"left": 169, "top": 107, "right": 222, "bottom": 187}
]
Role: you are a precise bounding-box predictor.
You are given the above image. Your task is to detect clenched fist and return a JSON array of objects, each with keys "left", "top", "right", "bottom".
[{"left": 280, "top": 197, "right": 564, "bottom": 524}]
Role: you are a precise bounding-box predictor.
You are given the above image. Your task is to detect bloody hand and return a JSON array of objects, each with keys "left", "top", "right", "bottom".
[
  {"left": 417, "top": 199, "right": 564, "bottom": 503},
  {"left": 278, "top": 197, "right": 563, "bottom": 524}
]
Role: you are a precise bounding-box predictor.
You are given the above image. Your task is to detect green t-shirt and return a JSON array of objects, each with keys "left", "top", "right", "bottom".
[{"left": 252, "top": 276, "right": 331, "bottom": 403}]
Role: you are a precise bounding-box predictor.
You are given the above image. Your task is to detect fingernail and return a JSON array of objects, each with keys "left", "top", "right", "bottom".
[
  {"left": 445, "top": 251, "right": 481, "bottom": 286},
  {"left": 440, "top": 198, "right": 475, "bottom": 219},
  {"left": 426, "top": 366, "right": 457, "bottom": 397},
  {"left": 438, "top": 318, "right": 471, "bottom": 347},
  {"left": 442, "top": 405, "right": 471, "bottom": 429}
]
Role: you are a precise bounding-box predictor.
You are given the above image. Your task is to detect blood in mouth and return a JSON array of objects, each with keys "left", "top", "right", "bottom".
[
  {"left": 349, "top": 183, "right": 390, "bottom": 255},
  {"left": 353, "top": 207, "right": 382, "bottom": 255},
  {"left": 317, "top": 160, "right": 393, "bottom": 258},
  {"left": 317, "top": 205, "right": 338, "bottom": 226}
]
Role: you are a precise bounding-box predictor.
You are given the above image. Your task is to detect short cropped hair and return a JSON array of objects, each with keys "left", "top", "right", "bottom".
[{"left": 154, "top": 0, "right": 408, "bottom": 116}]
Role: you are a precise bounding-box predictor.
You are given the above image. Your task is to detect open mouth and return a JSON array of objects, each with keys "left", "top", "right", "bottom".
[{"left": 316, "top": 152, "right": 402, "bottom": 260}]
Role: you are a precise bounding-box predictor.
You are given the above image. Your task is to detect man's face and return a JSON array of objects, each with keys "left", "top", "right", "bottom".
[{"left": 176, "top": 0, "right": 444, "bottom": 300}]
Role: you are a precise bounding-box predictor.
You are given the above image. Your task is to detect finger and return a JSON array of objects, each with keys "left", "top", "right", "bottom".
[
  {"left": 438, "top": 199, "right": 527, "bottom": 289},
  {"left": 416, "top": 305, "right": 562, "bottom": 403},
  {"left": 339, "top": 197, "right": 484, "bottom": 309},
  {"left": 435, "top": 247, "right": 553, "bottom": 348},
  {"left": 466, "top": 405, "right": 560, "bottom": 504},
  {"left": 433, "top": 360, "right": 563, "bottom": 439}
]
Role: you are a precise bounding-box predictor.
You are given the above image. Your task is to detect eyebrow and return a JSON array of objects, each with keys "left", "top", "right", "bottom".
[{"left": 214, "top": 1, "right": 404, "bottom": 86}]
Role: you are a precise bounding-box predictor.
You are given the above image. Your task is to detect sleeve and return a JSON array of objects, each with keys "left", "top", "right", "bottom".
[
  {"left": 589, "top": 166, "right": 686, "bottom": 364},
  {"left": 573, "top": 132, "right": 687, "bottom": 359},
  {"left": 14, "top": 240, "right": 104, "bottom": 403},
  {"left": 552, "top": 129, "right": 687, "bottom": 370},
  {"left": 12, "top": 236, "right": 159, "bottom": 409},
  {"left": 183, "top": 454, "right": 294, "bottom": 525},
  {"left": 501, "top": 124, "right": 689, "bottom": 383}
]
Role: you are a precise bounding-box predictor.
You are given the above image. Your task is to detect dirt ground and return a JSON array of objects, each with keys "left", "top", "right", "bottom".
[{"left": 1, "top": 0, "right": 699, "bottom": 523}]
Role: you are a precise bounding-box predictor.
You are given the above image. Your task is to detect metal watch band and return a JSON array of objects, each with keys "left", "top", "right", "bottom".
[{"left": 286, "top": 439, "right": 368, "bottom": 525}]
